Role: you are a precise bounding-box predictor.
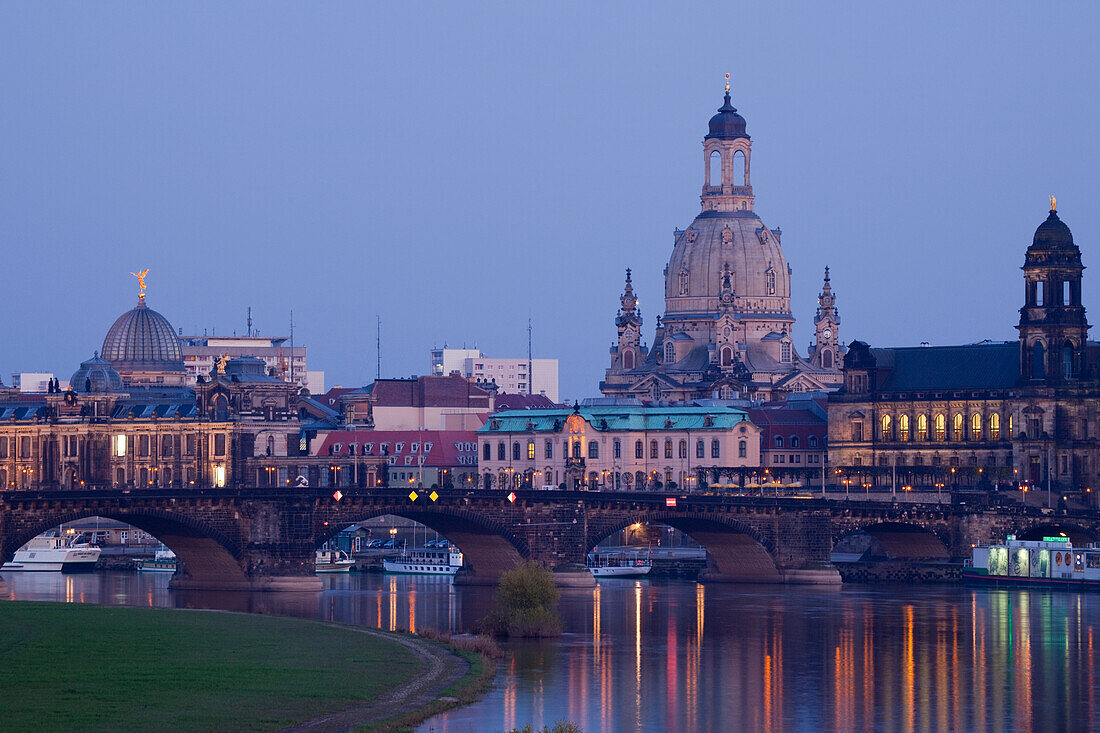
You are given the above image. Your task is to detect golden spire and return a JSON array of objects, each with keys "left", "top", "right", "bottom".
[
  {"left": 1050, "top": 194, "right": 1057, "bottom": 212},
  {"left": 724, "top": 72, "right": 730, "bottom": 93},
  {"left": 129, "top": 269, "right": 149, "bottom": 300}
]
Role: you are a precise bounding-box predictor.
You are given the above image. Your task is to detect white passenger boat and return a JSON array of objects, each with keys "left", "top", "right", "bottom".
[
  {"left": 315, "top": 549, "right": 355, "bottom": 573},
  {"left": 2, "top": 532, "right": 101, "bottom": 573},
  {"left": 963, "top": 534, "right": 1100, "bottom": 589},
  {"left": 587, "top": 550, "right": 653, "bottom": 578},
  {"left": 136, "top": 549, "right": 178, "bottom": 573},
  {"left": 383, "top": 546, "right": 463, "bottom": 575}
]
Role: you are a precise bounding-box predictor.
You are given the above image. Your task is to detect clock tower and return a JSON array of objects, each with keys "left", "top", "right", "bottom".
[{"left": 810, "top": 267, "right": 842, "bottom": 370}]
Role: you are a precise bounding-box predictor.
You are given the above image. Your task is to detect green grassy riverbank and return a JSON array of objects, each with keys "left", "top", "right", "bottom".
[{"left": 0, "top": 601, "right": 429, "bottom": 732}]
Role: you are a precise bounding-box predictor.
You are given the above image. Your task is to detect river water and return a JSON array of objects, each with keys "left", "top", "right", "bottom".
[{"left": 3, "top": 571, "right": 1098, "bottom": 732}]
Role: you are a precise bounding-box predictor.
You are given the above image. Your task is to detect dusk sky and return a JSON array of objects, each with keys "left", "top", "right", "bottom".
[{"left": 3, "top": 3, "right": 1099, "bottom": 399}]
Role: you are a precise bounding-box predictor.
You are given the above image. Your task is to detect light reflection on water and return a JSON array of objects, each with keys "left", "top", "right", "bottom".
[{"left": 3, "top": 571, "right": 1099, "bottom": 732}]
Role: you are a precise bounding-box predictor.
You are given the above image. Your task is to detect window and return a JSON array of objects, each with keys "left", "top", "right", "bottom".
[
  {"left": 545, "top": 441, "right": 553, "bottom": 460},
  {"left": 1036, "top": 280, "right": 1044, "bottom": 306},
  {"left": 139, "top": 435, "right": 150, "bottom": 457},
  {"left": 781, "top": 341, "right": 791, "bottom": 363},
  {"left": 161, "top": 435, "right": 173, "bottom": 457},
  {"left": 934, "top": 414, "right": 946, "bottom": 441},
  {"left": 809, "top": 436, "right": 819, "bottom": 449},
  {"left": 822, "top": 349, "right": 833, "bottom": 369},
  {"left": 708, "top": 149, "right": 722, "bottom": 187},
  {"left": 711, "top": 439, "right": 720, "bottom": 458},
  {"left": 791, "top": 436, "right": 800, "bottom": 448},
  {"left": 678, "top": 268, "right": 690, "bottom": 296},
  {"left": 497, "top": 442, "right": 505, "bottom": 461},
  {"left": 775, "top": 436, "right": 785, "bottom": 448},
  {"left": 696, "top": 440, "right": 705, "bottom": 458},
  {"left": 510, "top": 442, "right": 520, "bottom": 460},
  {"left": 766, "top": 270, "right": 776, "bottom": 295},
  {"left": 736, "top": 440, "right": 746, "bottom": 458},
  {"left": 881, "top": 415, "right": 892, "bottom": 440},
  {"left": 1064, "top": 342, "right": 1074, "bottom": 379},
  {"left": 635, "top": 440, "right": 644, "bottom": 459},
  {"left": 214, "top": 434, "right": 226, "bottom": 457},
  {"left": 678, "top": 440, "right": 687, "bottom": 458},
  {"left": 917, "top": 415, "right": 928, "bottom": 441},
  {"left": 527, "top": 441, "right": 535, "bottom": 460},
  {"left": 1064, "top": 280, "right": 1071, "bottom": 305},
  {"left": 588, "top": 442, "right": 599, "bottom": 459},
  {"left": 1032, "top": 341, "right": 1046, "bottom": 380},
  {"left": 664, "top": 440, "right": 673, "bottom": 459},
  {"left": 572, "top": 442, "right": 582, "bottom": 459},
  {"left": 623, "top": 349, "right": 635, "bottom": 370},
  {"left": 852, "top": 421, "right": 863, "bottom": 442},
  {"left": 970, "top": 413, "right": 983, "bottom": 441},
  {"left": 650, "top": 440, "right": 658, "bottom": 459},
  {"left": 665, "top": 342, "right": 675, "bottom": 363},
  {"left": 614, "top": 440, "right": 621, "bottom": 459},
  {"left": 483, "top": 443, "right": 491, "bottom": 460},
  {"left": 114, "top": 434, "right": 127, "bottom": 458},
  {"left": 899, "top": 415, "right": 910, "bottom": 441},
  {"left": 951, "top": 413, "right": 963, "bottom": 441}
]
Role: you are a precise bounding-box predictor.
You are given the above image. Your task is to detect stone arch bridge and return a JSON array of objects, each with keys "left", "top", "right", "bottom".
[{"left": 2, "top": 488, "right": 1097, "bottom": 590}]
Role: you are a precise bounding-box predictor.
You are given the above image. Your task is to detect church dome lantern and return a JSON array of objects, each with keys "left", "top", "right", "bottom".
[{"left": 706, "top": 92, "right": 749, "bottom": 141}]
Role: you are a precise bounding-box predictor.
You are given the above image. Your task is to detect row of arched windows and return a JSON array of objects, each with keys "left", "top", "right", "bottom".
[
  {"left": 486, "top": 437, "right": 725, "bottom": 462},
  {"left": 773, "top": 435, "right": 820, "bottom": 449},
  {"left": 877, "top": 412, "right": 1006, "bottom": 442}
]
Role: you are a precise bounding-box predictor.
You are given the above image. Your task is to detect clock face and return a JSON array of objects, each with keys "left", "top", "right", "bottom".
[{"left": 823, "top": 329, "right": 832, "bottom": 340}]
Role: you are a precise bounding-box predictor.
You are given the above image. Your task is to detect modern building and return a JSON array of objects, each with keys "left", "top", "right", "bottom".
[
  {"left": 828, "top": 205, "right": 1100, "bottom": 500},
  {"left": 314, "top": 429, "right": 480, "bottom": 489},
  {"left": 477, "top": 403, "right": 761, "bottom": 491},
  {"left": 179, "top": 335, "right": 323, "bottom": 394},
  {"left": 11, "top": 373, "right": 65, "bottom": 393},
  {"left": 430, "top": 347, "right": 559, "bottom": 401},
  {"left": 601, "top": 85, "right": 843, "bottom": 403}
]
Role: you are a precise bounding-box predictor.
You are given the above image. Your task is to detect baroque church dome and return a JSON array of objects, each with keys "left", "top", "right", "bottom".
[
  {"left": 1031, "top": 208, "right": 1075, "bottom": 251},
  {"left": 70, "top": 353, "right": 124, "bottom": 393},
  {"left": 101, "top": 299, "right": 185, "bottom": 375}
]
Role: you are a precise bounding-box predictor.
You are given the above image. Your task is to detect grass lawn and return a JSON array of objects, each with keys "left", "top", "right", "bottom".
[{"left": 0, "top": 601, "right": 423, "bottom": 732}]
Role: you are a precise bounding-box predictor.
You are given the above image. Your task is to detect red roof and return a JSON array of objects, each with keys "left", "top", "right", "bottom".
[
  {"left": 366, "top": 375, "right": 492, "bottom": 408},
  {"left": 493, "top": 393, "right": 559, "bottom": 411},
  {"left": 315, "top": 430, "right": 479, "bottom": 467}
]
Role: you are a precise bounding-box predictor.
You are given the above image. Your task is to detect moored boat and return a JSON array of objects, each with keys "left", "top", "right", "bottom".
[
  {"left": 136, "top": 549, "right": 178, "bottom": 573},
  {"left": 587, "top": 549, "right": 653, "bottom": 578},
  {"left": 963, "top": 534, "right": 1100, "bottom": 589},
  {"left": 315, "top": 549, "right": 355, "bottom": 573},
  {"left": 1, "top": 532, "right": 101, "bottom": 573},
  {"left": 383, "top": 546, "right": 463, "bottom": 575}
]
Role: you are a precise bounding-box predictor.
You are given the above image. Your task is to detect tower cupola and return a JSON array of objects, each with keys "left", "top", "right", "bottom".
[{"left": 700, "top": 76, "right": 754, "bottom": 214}]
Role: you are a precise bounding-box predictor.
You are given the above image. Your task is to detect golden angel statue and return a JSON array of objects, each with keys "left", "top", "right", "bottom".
[
  {"left": 1050, "top": 195, "right": 1057, "bottom": 212},
  {"left": 130, "top": 269, "right": 150, "bottom": 299},
  {"left": 216, "top": 352, "right": 230, "bottom": 375}
]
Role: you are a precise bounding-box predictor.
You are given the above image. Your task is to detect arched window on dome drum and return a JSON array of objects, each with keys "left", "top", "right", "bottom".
[
  {"left": 708, "top": 150, "right": 722, "bottom": 188},
  {"left": 766, "top": 270, "right": 775, "bottom": 295},
  {"left": 971, "top": 413, "right": 983, "bottom": 441},
  {"left": 622, "top": 349, "right": 635, "bottom": 370},
  {"left": 822, "top": 349, "right": 833, "bottom": 369},
  {"left": 990, "top": 413, "right": 1000, "bottom": 441},
  {"left": 733, "top": 150, "right": 746, "bottom": 187},
  {"left": 678, "top": 268, "right": 690, "bottom": 296},
  {"left": 721, "top": 346, "right": 733, "bottom": 367}
]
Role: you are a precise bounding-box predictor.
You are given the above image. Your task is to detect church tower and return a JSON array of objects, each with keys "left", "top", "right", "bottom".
[
  {"left": 1017, "top": 201, "right": 1089, "bottom": 382},
  {"left": 610, "top": 269, "right": 645, "bottom": 372},
  {"left": 810, "top": 267, "right": 842, "bottom": 370}
]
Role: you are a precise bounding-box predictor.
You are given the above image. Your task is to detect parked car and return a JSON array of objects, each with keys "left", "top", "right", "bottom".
[
  {"left": 382, "top": 539, "right": 396, "bottom": 549},
  {"left": 424, "top": 540, "right": 438, "bottom": 548},
  {"left": 366, "top": 539, "right": 383, "bottom": 548}
]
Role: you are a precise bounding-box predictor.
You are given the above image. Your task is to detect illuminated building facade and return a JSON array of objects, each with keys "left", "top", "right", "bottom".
[
  {"left": 477, "top": 403, "right": 761, "bottom": 491},
  {"left": 601, "top": 86, "right": 843, "bottom": 403},
  {"left": 828, "top": 206, "right": 1100, "bottom": 499}
]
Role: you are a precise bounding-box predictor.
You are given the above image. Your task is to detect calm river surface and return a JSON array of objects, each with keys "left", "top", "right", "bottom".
[{"left": 4, "top": 572, "right": 1098, "bottom": 732}]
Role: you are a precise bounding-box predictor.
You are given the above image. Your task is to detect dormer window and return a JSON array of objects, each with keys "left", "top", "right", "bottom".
[
  {"left": 781, "top": 341, "right": 792, "bottom": 363},
  {"left": 665, "top": 342, "right": 675, "bottom": 363}
]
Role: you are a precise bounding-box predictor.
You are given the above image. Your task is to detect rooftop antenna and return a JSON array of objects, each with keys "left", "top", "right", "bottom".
[
  {"left": 527, "top": 316, "right": 533, "bottom": 396},
  {"left": 247, "top": 306, "right": 253, "bottom": 338},
  {"left": 376, "top": 315, "right": 382, "bottom": 380},
  {"left": 289, "top": 310, "right": 295, "bottom": 382}
]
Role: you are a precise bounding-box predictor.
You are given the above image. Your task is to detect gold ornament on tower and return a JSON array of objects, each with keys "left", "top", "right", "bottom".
[
  {"left": 1050, "top": 194, "right": 1057, "bottom": 212},
  {"left": 130, "top": 269, "right": 149, "bottom": 300}
]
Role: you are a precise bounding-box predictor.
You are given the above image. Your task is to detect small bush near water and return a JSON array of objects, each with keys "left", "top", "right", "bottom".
[
  {"left": 416, "top": 628, "right": 503, "bottom": 659},
  {"left": 478, "top": 562, "right": 562, "bottom": 637},
  {"left": 509, "top": 723, "right": 583, "bottom": 733}
]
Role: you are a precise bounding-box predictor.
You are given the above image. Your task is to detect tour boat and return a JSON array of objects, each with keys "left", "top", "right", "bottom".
[
  {"left": 1, "top": 532, "right": 101, "bottom": 573},
  {"left": 136, "top": 549, "right": 178, "bottom": 573},
  {"left": 383, "top": 546, "right": 463, "bottom": 575},
  {"left": 963, "top": 534, "right": 1100, "bottom": 589},
  {"left": 315, "top": 549, "right": 355, "bottom": 573},
  {"left": 587, "top": 549, "right": 653, "bottom": 578}
]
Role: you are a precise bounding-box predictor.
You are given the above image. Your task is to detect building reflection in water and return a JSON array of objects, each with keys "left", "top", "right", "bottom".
[{"left": 3, "top": 572, "right": 1100, "bottom": 731}]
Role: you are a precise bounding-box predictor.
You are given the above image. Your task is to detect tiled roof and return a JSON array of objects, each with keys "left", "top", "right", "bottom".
[
  {"left": 479, "top": 405, "right": 751, "bottom": 434},
  {"left": 872, "top": 342, "right": 1019, "bottom": 392},
  {"left": 493, "top": 393, "right": 559, "bottom": 411},
  {"left": 315, "top": 430, "right": 479, "bottom": 467}
]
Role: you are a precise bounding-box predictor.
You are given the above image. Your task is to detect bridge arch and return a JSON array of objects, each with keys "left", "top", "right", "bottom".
[
  {"left": 3, "top": 509, "right": 247, "bottom": 587},
  {"left": 832, "top": 521, "right": 952, "bottom": 560},
  {"left": 320, "top": 505, "right": 530, "bottom": 585},
  {"left": 1017, "top": 523, "right": 1097, "bottom": 546},
  {"left": 586, "top": 512, "right": 781, "bottom": 582}
]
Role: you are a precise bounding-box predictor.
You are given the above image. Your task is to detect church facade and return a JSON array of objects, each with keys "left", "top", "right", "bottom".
[{"left": 601, "top": 88, "right": 843, "bottom": 403}]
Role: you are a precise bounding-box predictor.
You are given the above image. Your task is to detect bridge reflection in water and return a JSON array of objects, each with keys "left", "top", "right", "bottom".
[{"left": 3, "top": 572, "right": 1098, "bottom": 731}]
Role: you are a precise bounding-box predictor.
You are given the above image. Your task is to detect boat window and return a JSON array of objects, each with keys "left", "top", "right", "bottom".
[{"left": 1087, "top": 554, "right": 1100, "bottom": 569}]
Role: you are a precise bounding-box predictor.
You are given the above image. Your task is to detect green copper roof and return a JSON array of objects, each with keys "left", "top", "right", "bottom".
[{"left": 478, "top": 405, "right": 751, "bottom": 434}]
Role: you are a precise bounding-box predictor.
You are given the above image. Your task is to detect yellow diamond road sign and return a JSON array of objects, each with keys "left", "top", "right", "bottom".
[
  {"left": 429, "top": 491, "right": 439, "bottom": 502},
  {"left": 409, "top": 491, "right": 418, "bottom": 502}
]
